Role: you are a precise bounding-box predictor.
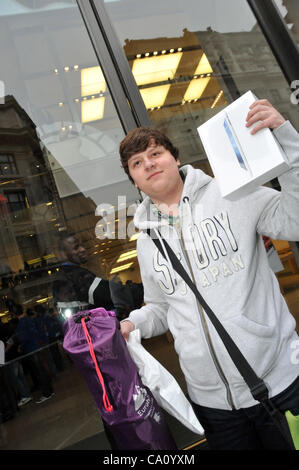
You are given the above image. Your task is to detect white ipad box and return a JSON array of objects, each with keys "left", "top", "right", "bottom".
[{"left": 197, "top": 90, "right": 289, "bottom": 200}]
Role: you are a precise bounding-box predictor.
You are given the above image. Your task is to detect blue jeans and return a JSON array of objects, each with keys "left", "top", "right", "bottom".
[{"left": 192, "top": 376, "right": 299, "bottom": 450}]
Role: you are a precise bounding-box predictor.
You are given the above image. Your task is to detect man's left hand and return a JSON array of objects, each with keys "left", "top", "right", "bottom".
[{"left": 246, "top": 99, "right": 286, "bottom": 135}]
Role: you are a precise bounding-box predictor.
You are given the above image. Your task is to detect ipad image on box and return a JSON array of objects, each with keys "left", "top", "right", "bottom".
[{"left": 223, "top": 112, "right": 252, "bottom": 176}]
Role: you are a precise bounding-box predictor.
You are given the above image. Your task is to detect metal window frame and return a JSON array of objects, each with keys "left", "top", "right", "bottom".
[
  {"left": 77, "top": 0, "right": 299, "bottom": 134},
  {"left": 76, "top": 0, "right": 151, "bottom": 133},
  {"left": 247, "top": 0, "right": 299, "bottom": 86}
]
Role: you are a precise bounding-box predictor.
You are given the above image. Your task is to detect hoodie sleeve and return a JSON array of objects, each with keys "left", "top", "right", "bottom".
[
  {"left": 256, "top": 121, "right": 299, "bottom": 240},
  {"left": 127, "top": 237, "right": 169, "bottom": 338}
]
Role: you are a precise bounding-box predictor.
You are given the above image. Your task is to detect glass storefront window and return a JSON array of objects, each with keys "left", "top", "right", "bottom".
[
  {"left": 105, "top": 0, "right": 299, "bottom": 323},
  {"left": 0, "top": 0, "right": 143, "bottom": 451},
  {"left": 106, "top": 0, "right": 299, "bottom": 168}
]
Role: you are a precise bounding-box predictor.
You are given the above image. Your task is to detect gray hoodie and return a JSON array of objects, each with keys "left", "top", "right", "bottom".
[{"left": 128, "top": 121, "right": 299, "bottom": 410}]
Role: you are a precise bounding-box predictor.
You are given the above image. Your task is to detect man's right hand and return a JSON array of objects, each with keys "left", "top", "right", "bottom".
[{"left": 120, "top": 320, "right": 135, "bottom": 341}]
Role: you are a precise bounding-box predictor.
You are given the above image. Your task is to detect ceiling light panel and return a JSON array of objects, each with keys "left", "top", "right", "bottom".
[
  {"left": 140, "top": 84, "right": 171, "bottom": 109},
  {"left": 81, "top": 97, "right": 105, "bottom": 123},
  {"left": 81, "top": 66, "right": 107, "bottom": 97},
  {"left": 132, "top": 52, "right": 182, "bottom": 86},
  {"left": 194, "top": 53, "right": 213, "bottom": 75},
  {"left": 183, "top": 77, "right": 211, "bottom": 102}
]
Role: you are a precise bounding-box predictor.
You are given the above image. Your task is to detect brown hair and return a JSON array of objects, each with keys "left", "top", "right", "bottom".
[{"left": 119, "top": 126, "right": 179, "bottom": 183}]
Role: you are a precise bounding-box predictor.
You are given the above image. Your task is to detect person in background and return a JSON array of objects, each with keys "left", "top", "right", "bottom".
[
  {"left": 53, "top": 232, "right": 114, "bottom": 315},
  {"left": 15, "top": 305, "right": 54, "bottom": 404},
  {"left": 44, "top": 308, "right": 64, "bottom": 372},
  {"left": 4, "top": 317, "right": 32, "bottom": 407},
  {"left": 33, "top": 305, "right": 57, "bottom": 379},
  {"left": 0, "top": 321, "right": 18, "bottom": 422}
]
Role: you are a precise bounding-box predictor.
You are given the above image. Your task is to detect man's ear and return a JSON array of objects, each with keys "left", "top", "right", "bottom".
[{"left": 177, "top": 159, "right": 181, "bottom": 167}]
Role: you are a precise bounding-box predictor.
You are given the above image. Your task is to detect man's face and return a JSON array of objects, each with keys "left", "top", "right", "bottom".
[
  {"left": 62, "top": 236, "right": 88, "bottom": 264},
  {"left": 128, "top": 141, "right": 181, "bottom": 201}
]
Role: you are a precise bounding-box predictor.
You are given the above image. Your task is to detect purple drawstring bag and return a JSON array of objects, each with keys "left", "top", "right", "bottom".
[{"left": 62, "top": 308, "right": 177, "bottom": 450}]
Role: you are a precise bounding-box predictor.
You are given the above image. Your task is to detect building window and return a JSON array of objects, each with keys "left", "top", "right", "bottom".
[
  {"left": 4, "top": 190, "right": 28, "bottom": 213},
  {"left": 0, "top": 154, "right": 18, "bottom": 175}
]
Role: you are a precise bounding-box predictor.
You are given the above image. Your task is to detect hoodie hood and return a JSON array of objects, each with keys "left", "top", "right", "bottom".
[{"left": 134, "top": 164, "right": 212, "bottom": 231}]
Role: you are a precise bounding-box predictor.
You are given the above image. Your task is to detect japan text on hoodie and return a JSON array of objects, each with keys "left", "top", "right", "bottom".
[{"left": 128, "top": 121, "right": 299, "bottom": 410}]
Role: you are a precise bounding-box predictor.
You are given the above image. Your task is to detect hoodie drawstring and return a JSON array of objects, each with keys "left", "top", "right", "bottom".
[{"left": 182, "top": 196, "right": 206, "bottom": 265}]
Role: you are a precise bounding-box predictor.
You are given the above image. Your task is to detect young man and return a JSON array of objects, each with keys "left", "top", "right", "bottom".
[{"left": 119, "top": 99, "right": 299, "bottom": 450}]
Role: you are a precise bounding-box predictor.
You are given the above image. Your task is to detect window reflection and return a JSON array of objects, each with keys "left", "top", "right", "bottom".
[
  {"left": 0, "top": 154, "right": 18, "bottom": 175},
  {"left": 106, "top": 0, "right": 299, "bottom": 325},
  {"left": 107, "top": 0, "right": 299, "bottom": 177},
  {"left": 0, "top": 94, "right": 142, "bottom": 318},
  {"left": 0, "top": 0, "right": 142, "bottom": 451},
  {"left": 127, "top": 32, "right": 227, "bottom": 121},
  {"left": 0, "top": 94, "right": 66, "bottom": 303}
]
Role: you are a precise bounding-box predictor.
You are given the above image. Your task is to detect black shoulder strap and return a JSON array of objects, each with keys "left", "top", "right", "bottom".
[
  {"left": 147, "top": 230, "right": 296, "bottom": 448},
  {"left": 146, "top": 229, "right": 268, "bottom": 403}
]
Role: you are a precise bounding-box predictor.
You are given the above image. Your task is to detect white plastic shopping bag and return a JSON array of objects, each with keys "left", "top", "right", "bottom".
[{"left": 127, "top": 329, "right": 204, "bottom": 436}]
